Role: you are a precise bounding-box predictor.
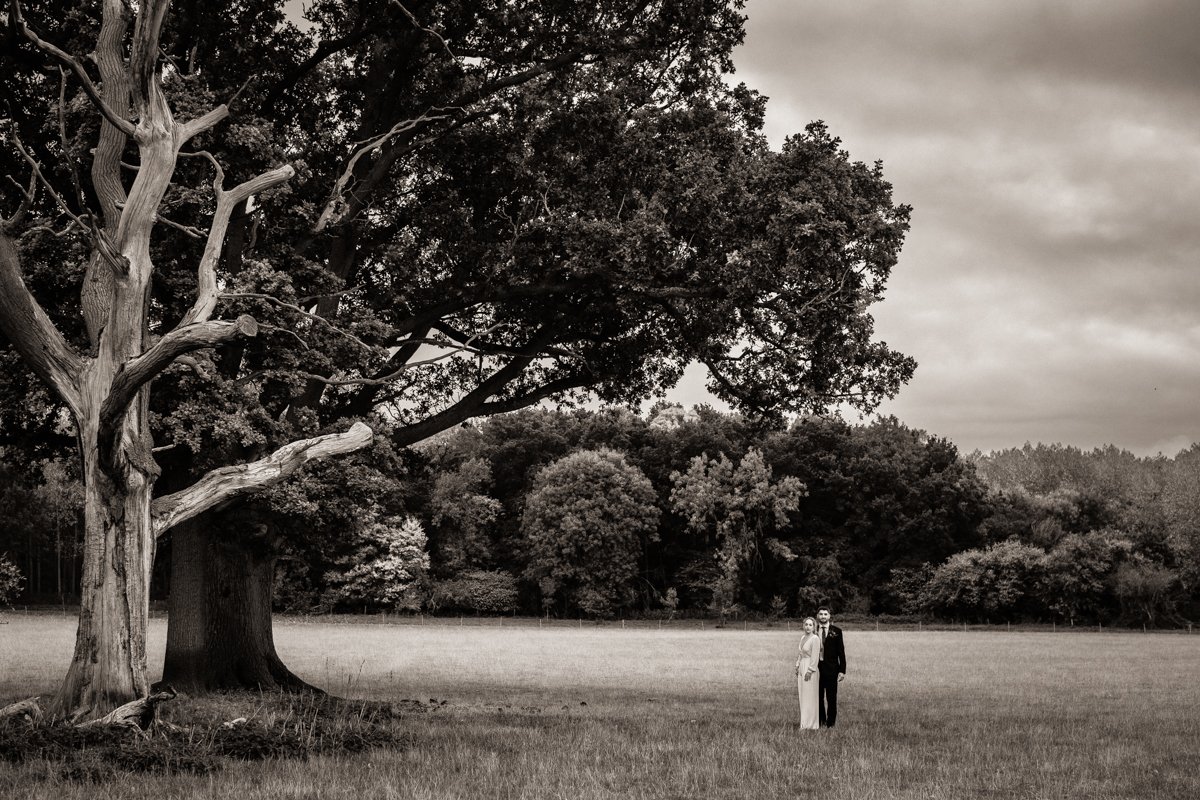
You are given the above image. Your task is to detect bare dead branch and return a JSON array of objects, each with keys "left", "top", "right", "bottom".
[
  {"left": 75, "top": 686, "right": 176, "bottom": 731},
  {"left": 0, "top": 173, "right": 37, "bottom": 230},
  {"left": 177, "top": 163, "right": 295, "bottom": 328},
  {"left": 128, "top": 0, "right": 170, "bottom": 113},
  {"left": 179, "top": 104, "right": 231, "bottom": 143},
  {"left": 28, "top": 220, "right": 87, "bottom": 238},
  {"left": 0, "top": 231, "right": 84, "bottom": 413},
  {"left": 259, "top": 323, "right": 311, "bottom": 350},
  {"left": 8, "top": 128, "right": 127, "bottom": 274},
  {"left": 219, "top": 292, "right": 379, "bottom": 352},
  {"left": 150, "top": 422, "right": 375, "bottom": 536},
  {"left": 57, "top": 68, "right": 87, "bottom": 214},
  {"left": 391, "top": 0, "right": 457, "bottom": 60},
  {"left": 153, "top": 211, "right": 205, "bottom": 239},
  {"left": 102, "top": 315, "right": 259, "bottom": 430},
  {"left": 296, "top": 287, "right": 362, "bottom": 305},
  {"left": 9, "top": 0, "right": 136, "bottom": 136},
  {"left": 227, "top": 77, "right": 253, "bottom": 109},
  {"left": 313, "top": 108, "right": 457, "bottom": 234},
  {"left": 0, "top": 696, "right": 43, "bottom": 723},
  {"left": 89, "top": 0, "right": 132, "bottom": 226}
]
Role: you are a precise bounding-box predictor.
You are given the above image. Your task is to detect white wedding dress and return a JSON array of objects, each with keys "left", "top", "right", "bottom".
[{"left": 796, "top": 633, "right": 820, "bottom": 729}]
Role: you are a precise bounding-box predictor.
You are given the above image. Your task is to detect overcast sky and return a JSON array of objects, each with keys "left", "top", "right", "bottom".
[{"left": 665, "top": 0, "right": 1200, "bottom": 456}]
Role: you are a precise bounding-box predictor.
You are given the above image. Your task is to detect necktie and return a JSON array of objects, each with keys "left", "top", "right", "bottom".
[{"left": 819, "top": 626, "right": 826, "bottom": 660}]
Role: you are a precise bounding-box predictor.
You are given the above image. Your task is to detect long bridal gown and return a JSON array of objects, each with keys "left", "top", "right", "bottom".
[{"left": 796, "top": 633, "right": 820, "bottom": 729}]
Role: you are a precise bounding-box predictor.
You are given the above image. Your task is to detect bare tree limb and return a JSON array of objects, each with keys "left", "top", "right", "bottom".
[
  {"left": 219, "top": 292, "right": 379, "bottom": 352},
  {"left": 155, "top": 213, "right": 205, "bottom": 239},
  {"left": 9, "top": 0, "right": 136, "bottom": 137},
  {"left": 151, "top": 422, "right": 375, "bottom": 536},
  {"left": 7, "top": 127, "right": 128, "bottom": 274},
  {"left": 313, "top": 108, "right": 456, "bottom": 234},
  {"left": 0, "top": 173, "right": 36, "bottom": 230},
  {"left": 128, "top": 0, "right": 170, "bottom": 114},
  {"left": 0, "top": 231, "right": 83, "bottom": 414},
  {"left": 177, "top": 162, "right": 294, "bottom": 328},
  {"left": 56, "top": 68, "right": 87, "bottom": 214},
  {"left": 391, "top": 0, "right": 456, "bottom": 60},
  {"left": 179, "top": 104, "right": 230, "bottom": 143},
  {"left": 90, "top": 0, "right": 132, "bottom": 225},
  {"left": 102, "top": 315, "right": 259, "bottom": 432},
  {"left": 0, "top": 696, "right": 43, "bottom": 723}
]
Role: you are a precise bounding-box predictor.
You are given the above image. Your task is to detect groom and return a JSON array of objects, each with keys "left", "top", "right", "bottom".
[{"left": 816, "top": 605, "right": 846, "bottom": 727}]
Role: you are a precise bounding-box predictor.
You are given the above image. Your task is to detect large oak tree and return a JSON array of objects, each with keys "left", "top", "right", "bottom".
[{"left": 1, "top": 0, "right": 914, "bottom": 715}]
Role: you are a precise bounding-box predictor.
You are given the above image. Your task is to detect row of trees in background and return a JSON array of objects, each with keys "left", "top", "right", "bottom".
[{"left": 5, "top": 406, "right": 1198, "bottom": 626}]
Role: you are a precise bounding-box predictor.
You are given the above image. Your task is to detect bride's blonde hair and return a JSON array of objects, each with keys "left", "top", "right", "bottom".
[{"left": 801, "top": 616, "right": 818, "bottom": 634}]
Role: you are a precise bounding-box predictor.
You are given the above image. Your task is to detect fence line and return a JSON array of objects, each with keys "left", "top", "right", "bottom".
[{"left": 4, "top": 605, "right": 1196, "bottom": 634}]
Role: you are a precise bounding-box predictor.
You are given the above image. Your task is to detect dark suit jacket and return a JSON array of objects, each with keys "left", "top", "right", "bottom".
[{"left": 818, "top": 624, "right": 846, "bottom": 674}]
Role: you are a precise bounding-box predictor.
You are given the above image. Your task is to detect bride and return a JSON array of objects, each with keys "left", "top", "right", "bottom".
[{"left": 794, "top": 616, "right": 821, "bottom": 729}]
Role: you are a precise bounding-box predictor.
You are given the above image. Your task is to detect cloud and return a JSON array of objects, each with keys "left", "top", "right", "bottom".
[{"left": 722, "top": 0, "right": 1200, "bottom": 455}]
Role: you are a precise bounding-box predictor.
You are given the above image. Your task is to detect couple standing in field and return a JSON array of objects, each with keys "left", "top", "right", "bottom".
[{"left": 794, "top": 606, "right": 846, "bottom": 730}]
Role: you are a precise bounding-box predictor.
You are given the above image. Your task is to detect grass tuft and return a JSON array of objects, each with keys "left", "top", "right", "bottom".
[{"left": 0, "top": 691, "right": 410, "bottom": 784}]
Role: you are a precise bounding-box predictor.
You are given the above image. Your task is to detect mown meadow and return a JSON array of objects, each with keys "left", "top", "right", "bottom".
[{"left": 2, "top": 612, "right": 1198, "bottom": 799}]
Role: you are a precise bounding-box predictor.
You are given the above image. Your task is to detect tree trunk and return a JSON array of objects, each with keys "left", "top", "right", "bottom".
[
  {"left": 163, "top": 515, "right": 317, "bottom": 693},
  {"left": 53, "top": 415, "right": 157, "bottom": 718}
]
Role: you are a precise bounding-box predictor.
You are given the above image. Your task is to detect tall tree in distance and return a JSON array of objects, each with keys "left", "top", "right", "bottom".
[
  {"left": 671, "top": 449, "right": 805, "bottom": 614},
  {"left": 523, "top": 448, "right": 659, "bottom": 617},
  {"left": 1, "top": 0, "right": 915, "bottom": 712}
]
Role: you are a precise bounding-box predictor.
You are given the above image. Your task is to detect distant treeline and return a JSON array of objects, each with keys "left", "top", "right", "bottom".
[{"left": 2, "top": 406, "right": 1197, "bottom": 625}]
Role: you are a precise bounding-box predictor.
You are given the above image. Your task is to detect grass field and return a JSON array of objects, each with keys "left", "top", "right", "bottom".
[{"left": 2, "top": 612, "right": 1198, "bottom": 799}]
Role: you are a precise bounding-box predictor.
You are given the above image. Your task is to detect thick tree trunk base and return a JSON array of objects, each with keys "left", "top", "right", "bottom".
[{"left": 163, "top": 517, "right": 321, "bottom": 695}]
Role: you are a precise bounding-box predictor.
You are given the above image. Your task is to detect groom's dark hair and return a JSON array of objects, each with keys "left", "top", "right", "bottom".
[{"left": 817, "top": 605, "right": 832, "bottom": 613}]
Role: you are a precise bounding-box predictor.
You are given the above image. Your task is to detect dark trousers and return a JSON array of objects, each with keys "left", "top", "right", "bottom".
[{"left": 818, "top": 669, "right": 840, "bottom": 727}]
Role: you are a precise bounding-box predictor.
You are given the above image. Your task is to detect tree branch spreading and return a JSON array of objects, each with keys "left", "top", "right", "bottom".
[{"left": 150, "top": 421, "right": 375, "bottom": 536}]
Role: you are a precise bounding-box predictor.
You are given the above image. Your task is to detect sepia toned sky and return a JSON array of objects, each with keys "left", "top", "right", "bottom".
[{"left": 665, "top": 0, "right": 1200, "bottom": 456}]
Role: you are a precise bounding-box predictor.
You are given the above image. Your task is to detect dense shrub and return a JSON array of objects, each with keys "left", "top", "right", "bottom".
[
  {"left": 1037, "top": 531, "right": 1131, "bottom": 624},
  {"left": 875, "top": 563, "right": 936, "bottom": 616},
  {"left": 429, "top": 570, "right": 520, "bottom": 614},
  {"left": 0, "top": 555, "right": 21, "bottom": 606},
  {"left": 918, "top": 540, "right": 1046, "bottom": 622},
  {"left": 322, "top": 516, "right": 430, "bottom": 611}
]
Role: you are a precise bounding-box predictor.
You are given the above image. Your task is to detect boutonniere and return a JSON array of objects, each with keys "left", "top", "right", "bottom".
[{"left": 828, "top": 631, "right": 839, "bottom": 638}]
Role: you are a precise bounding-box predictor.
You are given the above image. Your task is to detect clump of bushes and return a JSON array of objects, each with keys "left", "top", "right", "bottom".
[
  {"left": 429, "top": 570, "right": 520, "bottom": 614},
  {"left": 0, "top": 555, "right": 23, "bottom": 607}
]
